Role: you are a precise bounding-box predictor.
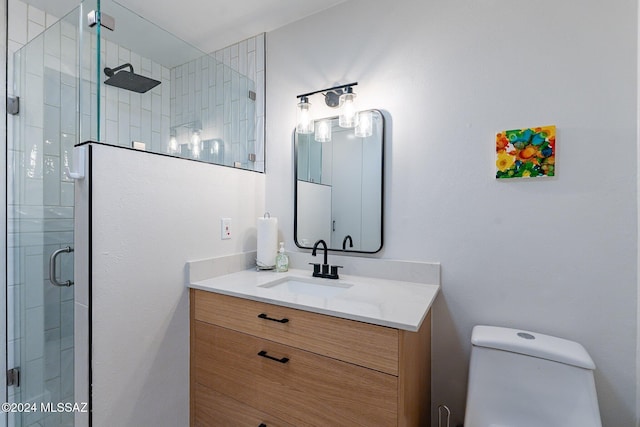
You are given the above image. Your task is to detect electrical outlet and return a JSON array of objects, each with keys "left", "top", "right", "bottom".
[{"left": 221, "top": 218, "right": 232, "bottom": 240}]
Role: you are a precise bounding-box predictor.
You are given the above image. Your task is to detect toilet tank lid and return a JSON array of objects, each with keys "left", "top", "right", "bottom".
[{"left": 471, "top": 325, "right": 596, "bottom": 370}]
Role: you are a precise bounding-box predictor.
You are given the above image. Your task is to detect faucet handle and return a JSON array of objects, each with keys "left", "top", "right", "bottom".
[
  {"left": 308, "top": 262, "right": 321, "bottom": 276},
  {"left": 330, "top": 265, "right": 343, "bottom": 279}
]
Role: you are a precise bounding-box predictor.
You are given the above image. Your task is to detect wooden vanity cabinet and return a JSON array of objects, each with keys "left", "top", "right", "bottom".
[{"left": 190, "top": 289, "right": 431, "bottom": 427}]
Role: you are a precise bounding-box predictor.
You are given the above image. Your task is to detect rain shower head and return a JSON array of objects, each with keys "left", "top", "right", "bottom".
[{"left": 104, "top": 63, "right": 160, "bottom": 93}]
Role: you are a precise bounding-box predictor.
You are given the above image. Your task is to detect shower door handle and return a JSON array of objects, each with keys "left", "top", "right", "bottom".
[{"left": 49, "top": 247, "right": 74, "bottom": 287}]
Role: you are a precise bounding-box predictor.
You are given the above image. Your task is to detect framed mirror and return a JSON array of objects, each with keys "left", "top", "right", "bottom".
[{"left": 294, "top": 109, "right": 384, "bottom": 253}]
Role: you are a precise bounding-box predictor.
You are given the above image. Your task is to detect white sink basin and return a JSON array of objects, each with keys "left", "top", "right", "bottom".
[{"left": 258, "top": 276, "right": 353, "bottom": 298}]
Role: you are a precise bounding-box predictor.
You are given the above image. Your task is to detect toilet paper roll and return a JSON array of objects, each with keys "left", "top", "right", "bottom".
[{"left": 257, "top": 216, "right": 278, "bottom": 268}]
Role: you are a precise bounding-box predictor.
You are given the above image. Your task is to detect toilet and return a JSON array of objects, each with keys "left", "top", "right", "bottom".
[{"left": 464, "top": 325, "right": 602, "bottom": 427}]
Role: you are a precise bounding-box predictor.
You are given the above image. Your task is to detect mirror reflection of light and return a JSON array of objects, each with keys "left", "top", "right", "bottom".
[
  {"left": 190, "top": 130, "right": 200, "bottom": 149},
  {"left": 355, "top": 111, "right": 373, "bottom": 138},
  {"left": 168, "top": 136, "right": 178, "bottom": 154},
  {"left": 315, "top": 120, "right": 332, "bottom": 142},
  {"left": 192, "top": 144, "right": 201, "bottom": 159},
  {"left": 190, "top": 131, "right": 201, "bottom": 159},
  {"left": 27, "top": 143, "right": 40, "bottom": 178},
  {"left": 63, "top": 150, "right": 69, "bottom": 169}
]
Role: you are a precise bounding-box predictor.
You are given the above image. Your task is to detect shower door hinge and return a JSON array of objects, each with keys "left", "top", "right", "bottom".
[
  {"left": 7, "top": 96, "right": 19, "bottom": 115},
  {"left": 248, "top": 90, "right": 256, "bottom": 101},
  {"left": 7, "top": 367, "right": 20, "bottom": 387},
  {"left": 87, "top": 10, "right": 115, "bottom": 31}
]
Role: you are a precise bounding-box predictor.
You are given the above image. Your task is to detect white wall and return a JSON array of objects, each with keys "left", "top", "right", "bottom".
[
  {"left": 265, "top": 0, "right": 638, "bottom": 425},
  {"left": 77, "top": 144, "right": 264, "bottom": 426}
]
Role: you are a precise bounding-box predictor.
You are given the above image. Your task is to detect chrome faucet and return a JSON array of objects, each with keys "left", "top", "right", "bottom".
[
  {"left": 342, "top": 235, "right": 353, "bottom": 251},
  {"left": 310, "top": 239, "right": 342, "bottom": 279}
]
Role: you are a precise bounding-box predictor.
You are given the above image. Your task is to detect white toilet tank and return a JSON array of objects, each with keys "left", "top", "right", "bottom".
[{"left": 464, "top": 325, "right": 602, "bottom": 427}]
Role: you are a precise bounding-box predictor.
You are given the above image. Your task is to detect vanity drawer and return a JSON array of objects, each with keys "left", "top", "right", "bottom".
[
  {"left": 193, "top": 320, "right": 398, "bottom": 427},
  {"left": 194, "top": 383, "right": 295, "bottom": 427},
  {"left": 193, "top": 290, "right": 399, "bottom": 375}
]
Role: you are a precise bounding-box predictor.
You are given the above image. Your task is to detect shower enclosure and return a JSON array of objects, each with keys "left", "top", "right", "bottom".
[{"left": 7, "top": 1, "right": 264, "bottom": 425}]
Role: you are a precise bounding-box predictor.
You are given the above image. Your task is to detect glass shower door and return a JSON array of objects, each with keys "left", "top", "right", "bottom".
[{"left": 7, "top": 5, "right": 86, "bottom": 426}]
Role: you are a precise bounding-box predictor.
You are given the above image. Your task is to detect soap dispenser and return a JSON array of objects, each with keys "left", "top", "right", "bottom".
[{"left": 275, "top": 242, "right": 289, "bottom": 272}]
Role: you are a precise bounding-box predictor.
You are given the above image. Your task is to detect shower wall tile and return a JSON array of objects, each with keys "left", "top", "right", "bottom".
[
  {"left": 169, "top": 34, "right": 264, "bottom": 169},
  {"left": 27, "top": 5, "right": 44, "bottom": 25},
  {"left": 25, "top": 306, "right": 44, "bottom": 361},
  {"left": 118, "top": 87, "right": 130, "bottom": 105},
  {"left": 43, "top": 156, "right": 60, "bottom": 206},
  {"left": 24, "top": 358, "right": 44, "bottom": 401},
  {"left": 43, "top": 70, "right": 61, "bottom": 107},
  {"left": 60, "top": 182, "right": 74, "bottom": 207},
  {"left": 44, "top": 283, "right": 61, "bottom": 333},
  {"left": 60, "top": 33, "right": 76, "bottom": 79},
  {"left": 60, "top": 347, "right": 73, "bottom": 398},
  {"left": 60, "top": 300, "right": 73, "bottom": 351},
  {"left": 118, "top": 103, "right": 131, "bottom": 144},
  {"left": 25, "top": 254, "right": 44, "bottom": 310},
  {"left": 43, "top": 23, "right": 60, "bottom": 60},
  {"left": 44, "top": 329, "right": 61, "bottom": 381},
  {"left": 25, "top": 73, "right": 44, "bottom": 126},
  {"left": 60, "top": 83, "right": 75, "bottom": 134},
  {"left": 8, "top": 0, "right": 27, "bottom": 45},
  {"left": 130, "top": 93, "right": 141, "bottom": 126},
  {"left": 45, "top": 12, "right": 57, "bottom": 28},
  {"left": 45, "top": 106, "right": 63, "bottom": 155}
]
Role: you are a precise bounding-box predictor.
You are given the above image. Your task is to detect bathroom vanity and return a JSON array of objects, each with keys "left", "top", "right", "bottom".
[{"left": 188, "top": 269, "right": 439, "bottom": 426}]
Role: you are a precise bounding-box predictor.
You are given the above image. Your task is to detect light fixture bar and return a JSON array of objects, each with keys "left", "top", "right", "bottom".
[{"left": 296, "top": 82, "right": 358, "bottom": 100}]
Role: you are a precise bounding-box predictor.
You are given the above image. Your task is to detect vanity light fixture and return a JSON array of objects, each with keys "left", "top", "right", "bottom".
[
  {"left": 295, "top": 82, "right": 359, "bottom": 133},
  {"left": 296, "top": 96, "right": 313, "bottom": 134},
  {"left": 338, "top": 86, "right": 357, "bottom": 128}
]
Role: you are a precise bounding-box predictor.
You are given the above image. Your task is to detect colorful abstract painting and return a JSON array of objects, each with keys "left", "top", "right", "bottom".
[{"left": 496, "top": 125, "right": 555, "bottom": 179}]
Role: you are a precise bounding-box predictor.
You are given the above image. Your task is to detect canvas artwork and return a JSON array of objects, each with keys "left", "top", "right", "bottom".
[{"left": 496, "top": 125, "right": 555, "bottom": 179}]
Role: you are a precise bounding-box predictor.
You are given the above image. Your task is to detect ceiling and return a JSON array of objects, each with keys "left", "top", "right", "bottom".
[{"left": 22, "top": 0, "right": 347, "bottom": 53}]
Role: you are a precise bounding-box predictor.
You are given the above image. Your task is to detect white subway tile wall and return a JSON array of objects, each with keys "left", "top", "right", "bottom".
[
  {"left": 170, "top": 33, "right": 264, "bottom": 170},
  {"left": 7, "top": 1, "right": 265, "bottom": 426}
]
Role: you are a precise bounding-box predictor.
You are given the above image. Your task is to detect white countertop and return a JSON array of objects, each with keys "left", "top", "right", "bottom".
[{"left": 188, "top": 268, "right": 440, "bottom": 331}]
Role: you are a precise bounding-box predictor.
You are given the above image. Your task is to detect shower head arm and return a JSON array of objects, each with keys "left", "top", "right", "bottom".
[{"left": 104, "top": 63, "right": 134, "bottom": 77}]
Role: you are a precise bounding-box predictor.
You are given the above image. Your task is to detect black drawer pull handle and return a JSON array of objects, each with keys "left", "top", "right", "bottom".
[
  {"left": 258, "top": 313, "right": 289, "bottom": 323},
  {"left": 257, "top": 350, "right": 289, "bottom": 364},
  {"left": 258, "top": 424, "right": 267, "bottom": 427}
]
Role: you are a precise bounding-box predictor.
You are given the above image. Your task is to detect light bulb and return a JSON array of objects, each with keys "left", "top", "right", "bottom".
[
  {"left": 339, "top": 89, "right": 357, "bottom": 128},
  {"left": 315, "top": 119, "right": 332, "bottom": 142},
  {"left": 354, "top": 111, "right": 373, "bottom": 138},
  {"left": 296, "top": 97, "right": 313, "bottom": 134}
]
